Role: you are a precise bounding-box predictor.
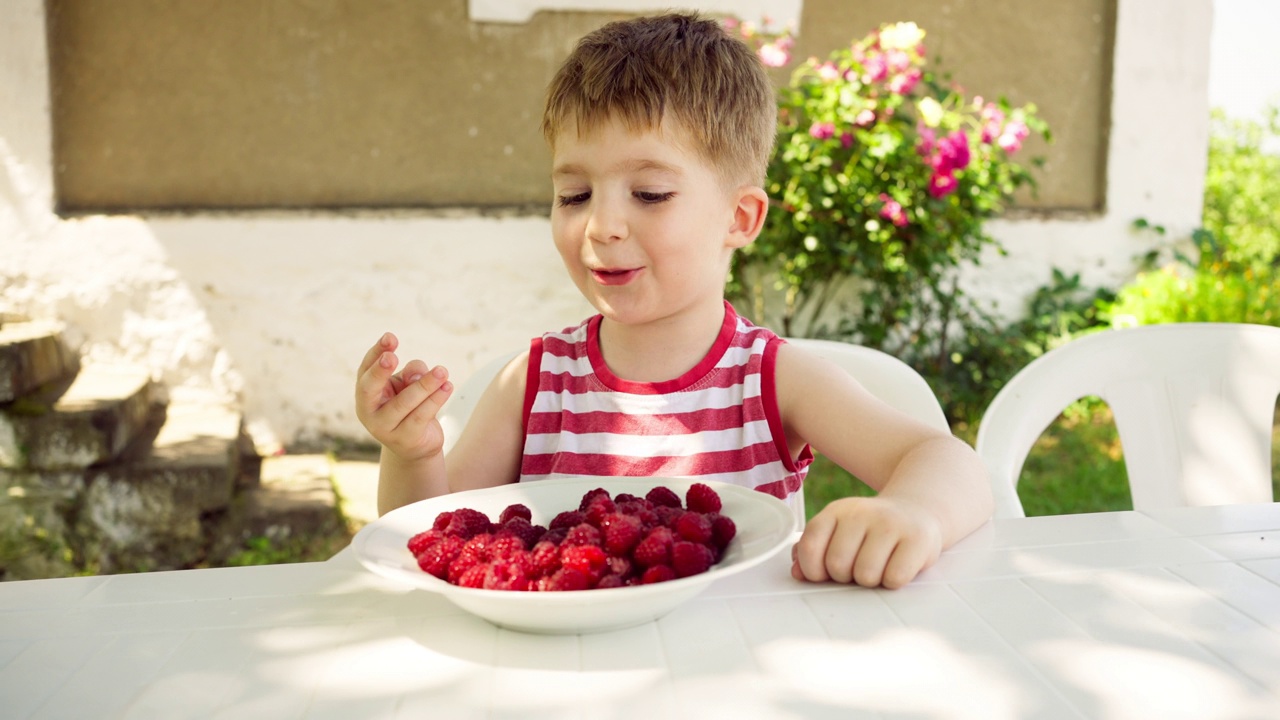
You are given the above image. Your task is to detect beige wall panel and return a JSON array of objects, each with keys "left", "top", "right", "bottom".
[
  {"left": 794, "top": 0, "right": 1114, "bottom": 211},
  {"left": 48, "top": 0, "right": 1111, "bottom": 212}
]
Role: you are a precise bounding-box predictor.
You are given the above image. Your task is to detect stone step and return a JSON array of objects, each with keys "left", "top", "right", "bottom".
[
  {"left": 0, "top": 363, "right": 159, "bottom": 470},
  {"left": 239, "top": 454, "right": 347, "bottom": 544},
  {"left": 75, "top": 388, "right": 249, "bottom": 574},
  {"left": 0, "top": 319, "right": 79, "bottom": 403}
]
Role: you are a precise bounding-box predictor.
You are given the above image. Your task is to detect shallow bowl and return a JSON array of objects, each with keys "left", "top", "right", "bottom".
[{"left": 352, "top": 476, "right": 796, "bottom": 634}]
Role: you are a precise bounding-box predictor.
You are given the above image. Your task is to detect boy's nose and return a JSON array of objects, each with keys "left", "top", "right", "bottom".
[{"left": 585, "top": 200, "right": 627, "bottom": 243}]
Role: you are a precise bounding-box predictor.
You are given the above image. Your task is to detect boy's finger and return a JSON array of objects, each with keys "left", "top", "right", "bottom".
[
  {"left": 821, "top": 523, "right": 869, "bottom": 584},
  {"left": 356, "top": 332, "right": 397, "bottom": 375},
  {"left": 793, "top": 518, "right": 835, "bottom": 582},
  {"left": 355, "top": 350, "right": 399, "bottom": 409},
  {"left": 380, "top": 366, "right": 450, "bottom": 423},
  {"left": 850, "top": 531, "right": 898, "bottom": 588},
  {"left": 881, "top": 539, "right": 936, "bottom": 590},
  {"left": 394, "top": 377, "right": 454, "bottom": 436}
]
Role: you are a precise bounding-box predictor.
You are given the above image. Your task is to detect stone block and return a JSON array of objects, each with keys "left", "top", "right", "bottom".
[
  {"left": 0, "top": 470, "right": 86, "bottom": 580},
  {"left": 0, "top": 320, "right": 79, "bottom": 402},
  {"left": 241, "top": 454, "right": 345, "bottom": 542},
  {"left": 76, "top": 391, "right": 243, "bottom": 573},
  {"left": 0, "top": 364, "right": 158, "bottom": 469}
]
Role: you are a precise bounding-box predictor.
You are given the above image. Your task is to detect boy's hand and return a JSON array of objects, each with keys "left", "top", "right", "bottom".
[
  {"left": 354, "top": 332, "right": 454, "bottom": 462},
  {"left": 790, "top": 496, "right": 943, "bottom": 589}
]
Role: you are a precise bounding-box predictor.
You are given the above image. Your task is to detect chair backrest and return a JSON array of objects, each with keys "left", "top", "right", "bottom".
[
  {"left": 440, "top": 338, "right": 950, "bottom": 526},
  {"left": 975, "top": 323, "right": 1280, "bottom": 518},
  {"left": 783, "top": 338, "right": 950, "bottom": 432},
  {"left": 438, "top": 350, "right": 520, "bottom": 455}
]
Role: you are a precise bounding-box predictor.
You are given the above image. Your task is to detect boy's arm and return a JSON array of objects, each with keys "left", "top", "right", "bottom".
[
  {"left": 775, "top": 342, "right": 993, "bottom": 588},
  {"left": 443, "top": 351, "right": 530, "bottom": 494}
]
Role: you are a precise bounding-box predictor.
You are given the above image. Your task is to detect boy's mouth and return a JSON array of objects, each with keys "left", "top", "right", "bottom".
[{"left": 591, "top": 267, "right": 641, "bottom": 286}]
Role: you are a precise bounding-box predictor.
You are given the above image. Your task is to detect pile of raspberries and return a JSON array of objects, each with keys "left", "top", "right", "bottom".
[{"left": 406, "top": 483, "right": 736, "bottom": 591}]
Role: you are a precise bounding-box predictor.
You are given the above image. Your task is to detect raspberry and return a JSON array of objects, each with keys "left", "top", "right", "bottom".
[
  {"left": 496, "top": 517, "right": 543, "bottom": 550},
  {"left": 633, "top": 526, "right": 674, "bottom": 567},
  {"left": 578, "top": 487, "right": 611, "bottom": 511},
  {"left": 671, "top": 541, "right": 715, "bottom": 578},
  {"left": 484, "top": 553, "right": 533, "bottom": 591},
  {"left": 613, "top": 493, "right": 642, "bottom": 504},
  {"left": 674, "top": 512, "right": 713, "bottom": 544},
  {"left": 530, "top": 539, "right": 561, "bottom": 576},
  {"left": 457, "top": 563, "right": 490, "bottom": 588},
  {"left": 560, "top": 544, "right": 608, "bottom": 583},
  {"left": 562, "top": 522, "right": 603, "bottom": 548},
  {"left": 583, "top": 495, "right": 617, "bottom": 526},
  {"left": 655, "top": 505, "right": 685, "bottom": 528},
  {"left": 447, "top": 551, "right": 482, "bottom": 584},
  {"left": 640, "top": 565, "right": 676, "bottom": 584},
  {"left": 606, "top": 554, "right": 635, "bottom": 579},
  {"left": 407, "top": 529, "right": 443, "bottom": 557},
  {"left": 710, "top": 514, "right": 737, "bottom": 550},
  {"left": 685, "top": 482, "right": 723, "bottom": 514},
  {"left": 431, "top": 511, "right": 454, "bottom": 532},
  {"left": 498, "top": 503, "right": 532, "bottom": 525},
  {"left": 541, "top": 527, "right": 569, "bottom": 546},
  {"left": 459, "top": 532, "right": 495, "bottom": 562},
  {"left": 645, "top": 486, "right": 682, "bottom": 508},
  {"left": 541, "top": 567, "right": 589, "bottom": 592},
  {"left": 549, "top": 510, "right": 586, "bottom": 530},
  {"left": 596, "top": 574, "right": 625, "bottom": 589},
  {"left": 445, "top": 508, "right": 493, "bottom": 539},
  {"left": 601, "top": 513, "right": 642, "bottom": 555},
  {"left": 632, "top": 508, "right": 661, "bottom": 531},
  {"left": 487, "top": 534, "right": 526, "bottom": 561},
  {"left": 415, "top": 535, "right": 464, "bottom": 579}
]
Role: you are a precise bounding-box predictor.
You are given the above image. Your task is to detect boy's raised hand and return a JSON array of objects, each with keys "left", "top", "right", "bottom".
[
  {"left": 354, "top": 332, "right": 454, "bottom": 462},
  {"left": 790, "top": 495, "right": 944, "bottom": 590}
]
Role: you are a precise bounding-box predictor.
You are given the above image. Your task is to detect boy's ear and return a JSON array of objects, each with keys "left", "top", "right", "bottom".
[{"left": 726, "top": 185, "right": 769, "bottom": 249}]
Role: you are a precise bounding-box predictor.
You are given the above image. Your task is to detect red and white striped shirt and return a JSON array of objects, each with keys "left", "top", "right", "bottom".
[{"left": 520, "top": 302, "right": 812, "bottom": 505}]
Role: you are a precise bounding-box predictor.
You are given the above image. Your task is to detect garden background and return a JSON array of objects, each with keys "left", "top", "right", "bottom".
[{"left": 2, "top": 0, "right": 1277, "bottom": 570}]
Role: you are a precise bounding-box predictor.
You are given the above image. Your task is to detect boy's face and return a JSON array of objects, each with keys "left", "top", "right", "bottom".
[{"left": 549, "top": 115, "right": 755, "bottom": 328}]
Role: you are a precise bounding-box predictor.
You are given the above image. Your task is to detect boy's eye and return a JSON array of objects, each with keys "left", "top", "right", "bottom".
[
  {"left": 556, "top": 192, "right": 590, "bottom": 207},
  {"left": 635, "top": 191, "right": 676, "bottom": 204}
]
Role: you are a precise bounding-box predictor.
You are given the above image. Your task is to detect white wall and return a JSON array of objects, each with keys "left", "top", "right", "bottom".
[{"left": 0, "top": 0, "right": 1213, "bottom": 446}]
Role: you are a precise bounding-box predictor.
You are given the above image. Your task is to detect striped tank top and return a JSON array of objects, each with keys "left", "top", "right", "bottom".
[{"left": 519, "top": 301, "right": 812, "bottom": 506}]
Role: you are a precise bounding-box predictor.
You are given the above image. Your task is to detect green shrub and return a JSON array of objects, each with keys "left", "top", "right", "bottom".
[{"left": 726, "top": 21, "right": 1049, "bottom": 373}]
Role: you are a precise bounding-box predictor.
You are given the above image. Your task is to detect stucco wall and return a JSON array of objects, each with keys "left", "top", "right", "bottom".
[
  {"left": 2, "top": 0, "right": 1212, "bottom": 446},
  {"left": 47, "top": 0, "right": 1107, "bottom": 212}
]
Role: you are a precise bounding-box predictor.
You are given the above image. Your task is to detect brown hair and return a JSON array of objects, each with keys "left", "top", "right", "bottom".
[{"left": 541, "top": 12, "right": 777, "bottom": 186}]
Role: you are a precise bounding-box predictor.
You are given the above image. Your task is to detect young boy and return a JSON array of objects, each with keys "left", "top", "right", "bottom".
[{"left": 354, "top": 12, "right": 993, "bottom": 589}]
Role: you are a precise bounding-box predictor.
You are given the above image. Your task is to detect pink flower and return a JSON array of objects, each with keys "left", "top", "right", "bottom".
[
  {"left": 817, "top": 62, "right": 840, "bottom": 81},
  {"left": 854, "top": 108, "right": 876, "bottom": 126},
  {"left": 887, "top": 69, "right": 922, "bottom": 95},
  {"left": 980, "top": 103, "right": 1005, "bottom": 144},
  {"left": 878, "top": 193, "right": 909, "bottom": 226},
  {"left": 932, "top": 130, "right": 971, "bottom": 173},
  {"left": 839, "top": 131, "right": 854, "bottom": 148},
  {"left": 916, "top": 126, "right": 936, "bottom": 156},
  {"left": 928, "top": 171, "right": 958, "bottom": 198},
  {"left": 809, "top": 121, "right": 836, "bottom": 140},
  {"left": 862, "top": 54, "right": 888, "bottom": 83},
  {"left": 758, "top": 42, "right": 791, "bottom": 68},
  {"left": 997, "top": 120, "right": 1030, "bottom": 154},
  {"left": 885, "top": 49, "right": 912, "bottom": 74}
]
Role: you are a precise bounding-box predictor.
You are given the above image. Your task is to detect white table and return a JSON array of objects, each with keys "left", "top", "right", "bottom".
[{"left": 2, "top": 503, "right": 1279, "bottom": 719}]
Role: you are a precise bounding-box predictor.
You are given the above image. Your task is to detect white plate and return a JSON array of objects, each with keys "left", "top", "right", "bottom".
[{"left": 352, "top": 476, "right": 797, "bottom": 634}]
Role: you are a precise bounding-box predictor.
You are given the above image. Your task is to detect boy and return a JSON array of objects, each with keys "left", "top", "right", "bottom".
[{"left": 354, "top": 12, "right": 993, "bottom": 589}]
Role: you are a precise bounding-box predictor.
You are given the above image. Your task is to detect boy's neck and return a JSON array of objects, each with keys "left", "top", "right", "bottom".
[{"left": 596, "top": 299, "right": 729, "bottom": 383}]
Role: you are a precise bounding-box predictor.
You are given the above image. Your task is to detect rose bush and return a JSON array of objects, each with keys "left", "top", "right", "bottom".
[{"left": 727, "top": 21, "right": 1050, "bottom": 377}]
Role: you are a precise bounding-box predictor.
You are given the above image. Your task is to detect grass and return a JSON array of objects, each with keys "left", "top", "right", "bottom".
[{"left": 803, "top": 400, "right": 1280, "bottom": 521}]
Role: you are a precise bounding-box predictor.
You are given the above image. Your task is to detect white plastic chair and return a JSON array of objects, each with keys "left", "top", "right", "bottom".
[
  {"left": 438, "top": 338, "right": 950, "bottom": 525},
  {"left": 975, "top": 323, "right": 1280, "bottom": 518}
]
